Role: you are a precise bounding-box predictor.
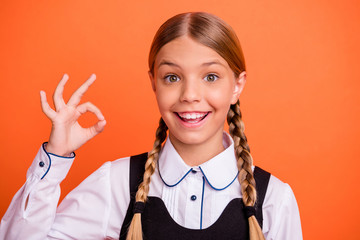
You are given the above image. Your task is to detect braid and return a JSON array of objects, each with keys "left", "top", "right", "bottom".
[
  {"left": 126, "top": 118, "right": 168, "bottom": 240},
  {"left": 227, "top": 100, "right": 256, "bottom": 206},
  {"left": 227, "top": 100, "right": 265, "bottom": 240}
]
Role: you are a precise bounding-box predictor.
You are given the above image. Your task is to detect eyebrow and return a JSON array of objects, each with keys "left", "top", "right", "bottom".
[
  {"left": 158, "top": 60, "right": 181, "bottom": 69},
  {"left": 157, "top": 60, "right": 226, "bottom": 69}
]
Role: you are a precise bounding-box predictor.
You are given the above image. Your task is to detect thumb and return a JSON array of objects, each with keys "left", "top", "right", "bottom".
[{"left": 86, "top": 119, "right": 107, "bottom": 139}]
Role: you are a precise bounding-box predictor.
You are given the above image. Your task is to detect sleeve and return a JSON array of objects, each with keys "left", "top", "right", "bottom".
[
  {"left": 48, "top": 160, "right": 113, "bottom": 239},
  {"left": 0, "top": 144, "right": 118, "bottom": 240},
  {"left": 262, "top": 175, "right": 303, "bottom": 240},
  {"left": 0, "top": 143, "right": 75, "bottom": 240}
]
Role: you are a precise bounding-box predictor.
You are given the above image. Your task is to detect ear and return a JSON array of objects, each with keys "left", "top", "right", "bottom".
[
  {"left": 230, "top": 71, "right": 246, "bottom": 104},
  {"left": 148, "top": 71, "right": 156, "bottom": 92}
]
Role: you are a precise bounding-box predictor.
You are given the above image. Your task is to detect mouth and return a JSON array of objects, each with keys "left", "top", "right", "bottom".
[{"left": 175, "top": 111, "right": 210, "bottom": 124}]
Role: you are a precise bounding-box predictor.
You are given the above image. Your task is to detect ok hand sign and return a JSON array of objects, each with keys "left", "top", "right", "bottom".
[{"left": 40, "top": 74, "right": 106, "bottom": 156}]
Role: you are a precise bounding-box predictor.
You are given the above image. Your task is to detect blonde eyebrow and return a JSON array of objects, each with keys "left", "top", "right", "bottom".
[
  {"left": 158, "top": 60, "right": 182, "bottom": 69},
  {"left": 201, "top": 61, "right": 226, "bottom": 68},
  {"left": 158, "top": 60, "right": 226, "bottom": 69}
]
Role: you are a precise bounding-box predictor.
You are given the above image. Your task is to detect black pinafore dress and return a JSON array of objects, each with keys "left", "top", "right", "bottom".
[{"left": 119, "top": 153, "right": 270, "bottom": 240}]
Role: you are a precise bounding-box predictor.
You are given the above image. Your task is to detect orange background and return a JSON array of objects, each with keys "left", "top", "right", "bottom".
[{"left": 1, "top": 0, "right": 359, "bottom": 239}]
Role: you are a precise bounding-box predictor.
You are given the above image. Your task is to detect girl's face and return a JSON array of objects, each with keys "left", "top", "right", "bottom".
[{"left": 149, "top": 35, "right": 246, "bottom": 150}]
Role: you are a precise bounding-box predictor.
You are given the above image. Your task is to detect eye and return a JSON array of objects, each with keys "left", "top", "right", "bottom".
[
  {"left": 164, "top": 74, "right": 180, "bottom": 83},
  {"left": 204, "top": 74, "right": 218, "bottom": 82}
]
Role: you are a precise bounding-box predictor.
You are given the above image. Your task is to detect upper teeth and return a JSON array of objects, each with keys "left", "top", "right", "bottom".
[{"left": 178, "top": 112, "right": 207, "bottom": 119}]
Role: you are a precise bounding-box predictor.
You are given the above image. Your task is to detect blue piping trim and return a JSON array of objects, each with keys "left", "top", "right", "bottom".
[
  {"left": 48, "top": 152, "right": 76, "bottom": 159},
  {"left": 43, "top": 142, "right": 76, "bottom": 159},
  {"left": 200, "top": 176, "right": 205, "bottom": 229},
  {"left": 159, "top": 167, "right": 193, "bottom": 187},
  {"left": 41, "top": 143, "right": 52, "bottom": 180},
  {"left": 199, "top": 166, "right": 239, "bottom": 191},
  {"left": 41, "top": 142, "right": 76, "bottom": 180}
]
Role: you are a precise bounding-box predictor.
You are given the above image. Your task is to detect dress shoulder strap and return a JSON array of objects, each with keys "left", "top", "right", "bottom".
[
  {"left": 119, "top": 152, "right": 148, "bottom": 240},
  {"left": 253, "top": 166, "right": 271, "bottom": 229},
  {"left": 128, "top": 152, "right": 148, "bottom": 196}
]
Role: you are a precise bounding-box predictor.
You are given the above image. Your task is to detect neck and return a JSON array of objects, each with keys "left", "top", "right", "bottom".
[{"left": 169, "top": 130, "right": 225, "bottom": 166}]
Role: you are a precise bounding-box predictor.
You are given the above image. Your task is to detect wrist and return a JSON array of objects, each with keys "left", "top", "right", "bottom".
[{"left": 44, "top": 142, "right": 73, "bottom": 157}]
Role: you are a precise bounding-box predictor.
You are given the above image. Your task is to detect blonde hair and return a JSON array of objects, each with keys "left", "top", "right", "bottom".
[
  {"left": 127, "top": 12, "right": 264, "bottom": 240},
  {"left": 126, "top": 118, "right": 167, "bottom": 240}
]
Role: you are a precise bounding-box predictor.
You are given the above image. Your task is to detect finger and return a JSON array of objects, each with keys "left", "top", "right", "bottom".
[
  {"left": 40, "top": 91, "right": 57, "bottom": 119},
  {"left": 67, "top": 74, "right": 96, "bottom": 107},
  {"left": 93, "top": 119, "right": 107, "bottom": 133},
  {"left": 76, "top": 101, "right": 105, "bottom": 121},
  {"left": 53, "top": 74, "right": 69, "bottom": 111},
  {"left": 87, "top": 119, "right": 107, "bottom": 138},
  {"left": 83, "top": 119, "right": 106, "bottom": 140}
]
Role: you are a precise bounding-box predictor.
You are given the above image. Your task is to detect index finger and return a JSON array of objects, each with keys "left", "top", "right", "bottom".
[
  {"left": 67, "top": 74, "right": 96, "bottom": 107},
  {"left": 53, "top": 73, "right": 69, "bottom": 111}
]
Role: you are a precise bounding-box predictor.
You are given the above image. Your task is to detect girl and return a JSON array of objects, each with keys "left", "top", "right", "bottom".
[{"left": 0, "top": 12, "right": 302, "bottom": 239}]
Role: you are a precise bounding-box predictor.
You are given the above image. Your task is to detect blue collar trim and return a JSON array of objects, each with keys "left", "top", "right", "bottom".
[
  {"left": 199, "top": 166, "right": 239, "bottom": 191},
  {"left": 159, "top": 167, "right": 194, "bottom": 187}
]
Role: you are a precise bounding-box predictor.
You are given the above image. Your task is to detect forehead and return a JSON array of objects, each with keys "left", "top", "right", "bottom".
[{"left": 154, "top": 36, "right": 229, "bottom": 69}]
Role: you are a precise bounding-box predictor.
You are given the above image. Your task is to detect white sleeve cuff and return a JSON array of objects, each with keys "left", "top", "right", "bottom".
[{"left": 27, "top": 143, "right": 75, "bottom": 182}]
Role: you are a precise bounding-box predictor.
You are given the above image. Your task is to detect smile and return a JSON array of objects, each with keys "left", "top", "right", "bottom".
[{"left": 175, "top": 112, "right": 210, "bottom": 124}]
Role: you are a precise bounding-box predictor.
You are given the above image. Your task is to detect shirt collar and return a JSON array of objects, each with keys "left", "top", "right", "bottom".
[{"left": 158, "top": 132, "right": 239, "bottom": 190}]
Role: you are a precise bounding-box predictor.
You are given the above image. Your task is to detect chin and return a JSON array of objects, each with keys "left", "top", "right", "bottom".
[
  {"left": 169, "top": 131, "right": 214, "bottom": 146},
  {"left": 169, "top": 131, "right": 193, "bottom": 143}
]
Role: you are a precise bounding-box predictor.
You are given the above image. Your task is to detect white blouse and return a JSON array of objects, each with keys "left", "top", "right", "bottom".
[{"left": 0, "top": 132, "right": 302, "bottom": 240}]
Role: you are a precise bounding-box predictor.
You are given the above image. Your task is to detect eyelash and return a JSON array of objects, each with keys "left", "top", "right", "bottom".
[
  {"left": 204, "top": 74, "right": 219, "bottom": 82},
  {"left": 164, "top": 74, "right": 180, "bottom": 83},
  {"left": 163, "top": 73, "right": 219, "bottom": 83}
]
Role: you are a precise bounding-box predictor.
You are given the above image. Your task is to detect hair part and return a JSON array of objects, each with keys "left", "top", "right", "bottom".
[{"left": 148, "top": 12, "right": 246, "bottom": 77}]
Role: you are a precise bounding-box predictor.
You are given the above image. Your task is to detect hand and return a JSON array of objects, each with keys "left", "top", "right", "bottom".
[{"left": 40, "top": 73, "right": 106, "bottom": 156}]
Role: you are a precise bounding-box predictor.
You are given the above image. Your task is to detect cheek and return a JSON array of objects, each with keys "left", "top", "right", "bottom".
[
  {"left": 156, "top": 93, "right": 167, "bottom": 115},
  {"left": 155, "top": 86, "right": 177, "bottom": 114},
  {"left": 207, "top": 84, "right": 234, "bottom": 110}
]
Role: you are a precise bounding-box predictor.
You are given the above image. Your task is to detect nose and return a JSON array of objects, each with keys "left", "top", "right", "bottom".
[{"left": 180, "top": 78, "right": 201, "bottom": 103}]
